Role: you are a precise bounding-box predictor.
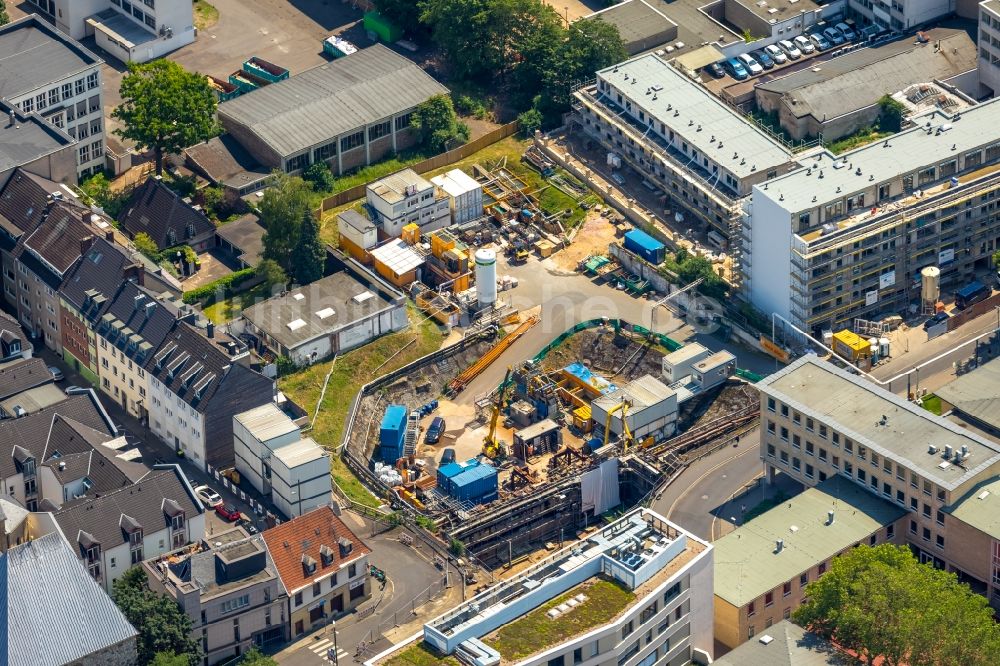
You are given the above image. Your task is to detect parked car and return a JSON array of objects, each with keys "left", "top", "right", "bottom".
[
  {"left": 752, "top": 49, "right": 774, "bottom": 69},
  {"left": 776, "top": 39, "right": 802, "bottom": 60},
  {"left": 47, "top": 366, "right": 64, "bottom": 382},
  {"left": 63, "top": 385, "right": 83, "bottom": 395},
  {"left": 425, "top": 416, "right": 446, "bottom": 444},
  {"left": 835, "top": 22, "right": 856, "bottom": 41},
  {"left": 923, "top": 311, "right": 950, "bottom": 330},
  {"left": 763, "top": 43, "right": 788, "bottom": 64},
  {"left": 737, "top": 53, "right": 763, "bottom": 75},
  {"left": 440, "top": 448, "right": 456, "bottom": 465},
  {"left": 725, "top": 57, "right": 749, "bottom": 80},
  {"left": 809, "top": 32, "right": 832, "bottom": 51},
  {"left": 704, "top": 61, "right": 726, "bottom": 79},
  {"left": 195, "top": 485, "right": 223, "bottom": 507},
  {"left": 823, "top": 26, "right": 845, "bottom": 46},
  {"left": 215, "top": 504, "right": 241, "bottom": 522},
  {"left": 610, "top": 172, "right": 626, "bottom": 186},
  {"left": 792, "top": 35, "right": 815, "bottom": 54}
]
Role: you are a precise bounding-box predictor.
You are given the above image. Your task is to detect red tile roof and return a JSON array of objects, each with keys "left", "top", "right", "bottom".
[{"left": 261, "top": 505, "right": 371, "bottom": 594}]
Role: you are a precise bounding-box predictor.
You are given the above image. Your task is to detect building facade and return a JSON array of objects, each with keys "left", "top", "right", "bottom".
[
  {"left": 367, "top": 169, "right": 451, "bottom": 237},
  {"left": 981, "top": 0, "right": 1000, "bottom": 96}
]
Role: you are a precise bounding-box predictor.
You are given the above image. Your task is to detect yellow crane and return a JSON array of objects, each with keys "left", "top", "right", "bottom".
[
  {"left": 484, "top": 367, "right": 512, "bottom": 460},
  {"left": 603, "top": 398, "right": 638, "bottom": 451}
]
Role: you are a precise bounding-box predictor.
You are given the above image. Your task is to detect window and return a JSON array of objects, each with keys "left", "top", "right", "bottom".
[
  {"left": 858, "top": 469, "right": 866, "bottom": 483},
  {"left": 845, "top": 440, "right": 853, "bottom": 454},
  {"left": 87, "top": 72, "right": 99, "bottom": 90},
  {"left": 922, "top": 527, "right": 931, "bottom": 541},
  {"left": 857, "top": 446, "right": 867, "bottom": 461},
  {"left": 910, "top": 520, "right": 917, "bottom": 534},
  {"left": 793, "top": 412, "right": 801, "bottom": 425},
  {"left": 128, "top": 529, "right": 143, "bottom": 565},
  {"left": 144, "top": 13, "right": 156, "bottom": 28},
  {"left": 313, "top": 582, "right": 321, "bottom": 596},
  {"left": 936, "top": 510, "right": 945, "bottom": 526},
  {"left": 62, "top": 82, "right": 73, "bottom": 99},
  {"left": 818, "top": 562, "right": 826, "bottom": 575},
  {"left": 806, "top": 441, "right": 814, "bottom": 456},
  {"left": 767, "top": 420, "right": 775, "bottom": 435},
  {"left": 832, "top": 433, "right": 840, "bottom": 446},
  {"left": 349, "top": 563, "right": 357, "bottom": 578},
  {"left": 887, "top": 524, "right": 894, "bottom": 539},
  {"left": 220, "top": 594, "right": 250, "bottom": 614},
  {"left": 48, "top": 88, "right": 59, "bottom": 106},
  {"left": 819, "top": 425, "right": 827, "bottom": 439},
  {"left": 783, "top": 582, "right": 791, "bottom": 597},
  {"left": 75, "top": 79, "right": 85, "bottom": 96},
  {"left": 780, "top": 427, "right": 788, "bottom": 442},
  {"left": 617, "top": 642, "right": 639, "bottom": 666},
  {"left": 870, "top": 533, "right": 878, "bottom": 546},
  {"left": 781, "top": 405, "right": 789, "bottom": 417},
  {"left": 765, "top": 592, "right": 773, "bottom": 607},
  {"left": 621, "top": 620, "right": 635, "bottom": 640},
  {"left": 832, "top": 455, "right": 839, "bottom": 469},
  {"left": 663, "top": 582, "right": 681, "bottom": 604},
  {"left": 800, "top": 573, "right": 808, "bottom": 587},
  {"left": 767, "top": 443, "right": 776, "bottom": 458},
  {"left": 780, "top": 451, "right": 789, "bottom": 465},
  {"left": 640, "top": 602, "right": 657, "bottom": 624},
  {"left": 748, "top": 625, "right": 755, "bottom": 639},
  {"left": 767, "top": 398, "right": 776, "bottom": 412},
  {"left": 871, "top": 452, "right": 879, "bottom": 467},
  {"left": 368, "top": 120, "right": 391, "bottom": 141},
  {"left": 805, "top": 464, "right": 814, "bottom": 479},
  {"left": 923, "top": 503, "right": 931, "bottom": 518},
  {"left": 793, "top": 434, "right": 801, "bottom": 449},
  {"left": 819, "top": 448, "right": 827, "bottom": 462},
  {"left": 294, "top": 592, "right": 303, "bottom": 605},
  {"left": 340, "top": 130, "right": 365, "bottom": 151},
  {"left": 910, "top": 497, "right": 918, "bottom": 511},
  {"left": 394, "top": 112, "right": 413, "bottom": 130},
  {"left": 747, "top": 601, "right": 756, "bottom": 616},
  {"left": 805, "top": 417, "right": 814, "bottom": 432},
  {"left": 936, "top": 534, "right": 945, "bottom": 549},
  {"left": 792, "top": 457, "right": 801, "bottom": 472},
  {"left": 21, "top": 97, "right": 34, "bottom": 113}
]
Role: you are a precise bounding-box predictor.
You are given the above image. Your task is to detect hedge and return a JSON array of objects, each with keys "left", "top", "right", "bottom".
[{"left": 182, "top": 267, "right": 256, "bottom": 304}]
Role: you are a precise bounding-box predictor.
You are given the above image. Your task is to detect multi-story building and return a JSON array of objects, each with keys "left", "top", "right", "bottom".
[
  {"left": 118, "top": 177, "right": 217, "bottom": 253},
  {"left": 849, "top": 0, "right": 951, "bottom": 32},
  {"left": 980, "top": 0, "right": 1000, "bottom": 96},
  {"left": 0, "top": 309, "right": 31, "bottom": 361},
  {"left": 369, "top": 508, "right": 714, "bottom": 666},
  {"left": 744, "top": 98, "right": 1000, "bottom": 336},
  {"left": 367, "top": 169, "right": 451, "bottom": 236},
  {"left": 572, "top": 53, "right": 797, "bottom": 252},
  {"left": 24, "top": 0, "right": 196, "bottom": 63},
  {"left": 0, "top": 100, "right": 78, "bottom": 188},
  {"left": 0, "top": 15, "right": 105, "bottom": 178},
  {"left": 261, "top": 505, "right": 372, "bottom": 638},
  {"left": 144, "top": 526, "right": 289, "bottom": 664}
]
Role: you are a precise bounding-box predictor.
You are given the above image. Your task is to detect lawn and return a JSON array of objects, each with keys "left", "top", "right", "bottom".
[
  {"left": 826, "top": 127, "right": 894, "bottom": 155},
  {"left": 484, "top": 579, "right": 635, "bottom": 661},
  {"left": 383, "top": 642, "right": 461, "bottom": 666},
  {"left": 193, "top": 1, "right": 219, "bottom": 30},
  {"left": 278, "top": 305, "right": 445, "bottom": 507},
  {"left": 920, "top": 393, "right": 943, "bottom": 416},
  {"left": 201, "top": 283, "right": 270, "bottom": 324}
]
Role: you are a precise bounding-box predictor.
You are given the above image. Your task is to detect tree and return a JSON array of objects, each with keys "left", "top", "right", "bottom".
[
  {"left": 150, "top": 653, "right": 192, "bottom": 666},
  {"left": 303, "top": 162, "right": 336, "bottom": 193},
  {"left": 0, "top": 2, "right": 8, "bottom": 26},
  {"left": 255, "top": 259, "right": 287, "bottom": 292},
  {"left": 991, "top": 249, "right": 1000, "bottom": 270},
  {"left": 794, "top": 544, "right": 1000, "bottom": 666},
  {"left": 373, "top": 0, "right": 424, "bottom": 33},
  {"left": 259, "top": 173, "right": 314, "bottom": 274},
  {"left": 411, "top": 95, "right": 470, "bottom": 152},
  {"left": 113, "top": 60, "right": 219, "bottom": 175},
  {"left": 290, "top": 210, "right": 325, "bottom": 285},
  {"left": 878, "top": 95, "right": 906, "bottom": 133},
  {"left": 238, "top": 648, "right": 278, "bottom": 665},
  {"left": 133, "top": 232, "right": 161, "bottom": 260},
  {"left": 112, "top": 567, "right": 199, "bottom": 665},
  {"left": 517, "top": 107, "right": 543, "bottom": 137}
]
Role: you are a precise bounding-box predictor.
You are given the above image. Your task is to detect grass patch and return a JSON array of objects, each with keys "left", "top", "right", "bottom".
[
  {"left": 484, "top": 579, "right": 635, "bottom": 661},
  {"left": 201, "top": 283, "right": 270, "bottom": 324},
  {"left": 743, "top": 491, "right": 789, "bottom": 523},
  {"left": 920, "top": 393, "right": 943, "bottom": 416},
  {"left": 193, "top": 0, "right": 219, "bottom": 30},
  {"left": 278, "top": 305, "right": 445, "bottom": 508},
  {"left": 826, "top": 127, "right": 894, "bottom": 155},
  {"left": 383, "top": 642, "right": 461, "bottom": 666}
]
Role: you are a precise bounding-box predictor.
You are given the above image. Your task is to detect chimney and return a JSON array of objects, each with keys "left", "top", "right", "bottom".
[
  {"left": 144, "top": 301, "right": 156, "bottom": 319},
  {"left": 133, "top": 293, "right": 146, "bottom": 311},
  {"left": 206, "top": 322, "right": 214, "bottom": 339},
  {"left": 775, "top": 539, "right": 784, "bottom": 553},
  {"left": 8, "top": 110, "right": 15, "bottom": 128},
  {"left": 104, "top": 229, "right": 114, "bottom": 241},
  {"left": 123, "top": 263, "right": 144, "bottom": 286},
  {"left": 827, "top": 510, "right": 835, "bottom": 525},
  {"left": 79, "top": 235, "right": 95, "bottom": 256}
]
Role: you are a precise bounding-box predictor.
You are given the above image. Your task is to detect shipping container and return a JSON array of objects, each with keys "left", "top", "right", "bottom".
[
  {"left": 436, "top": 462, "right": 466, "bottom": 494},
  {"left": 380, "top": 405, "right": 407, "bottom": 463},
  {"left": 242, "top": 56, "right": 289, "bottom": 83},
  {"left": 450, "top": 464, "right": 498, "bottom": 504},
  {"left": 364, "top": 12, "right": 403, "bottom": 43},
  {"left": 831, "top": 329, "right": 871, "bottom": 361},
  {"left": 323, "top": 35, "right": 358, "bottom": 58},
  {"left": 623, "top": 229, "right": 666, "bottom": 265}
]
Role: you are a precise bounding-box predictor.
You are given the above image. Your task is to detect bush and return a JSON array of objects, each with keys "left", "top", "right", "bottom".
[
  {"left": 449, "top": 537, "right": 465, "bottom": 556},
  {"left": 303, "top": 162, "right": 336, "bottom": 193},
  {"left": 182, "top": 267, "right": 255, "bottom": 304}
]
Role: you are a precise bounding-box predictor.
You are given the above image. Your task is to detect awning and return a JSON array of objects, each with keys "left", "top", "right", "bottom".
[{"left": 673, "top": 45, "right": 725, "bottom": 74}]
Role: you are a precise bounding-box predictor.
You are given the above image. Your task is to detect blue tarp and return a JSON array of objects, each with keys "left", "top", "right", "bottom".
[{"left": 563, "top": 362, "right": 618, "bottom": 395}]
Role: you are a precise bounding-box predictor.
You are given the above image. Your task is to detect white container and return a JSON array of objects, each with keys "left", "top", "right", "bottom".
[
  {"left": 475, "top": 248, "right": 498, "bottom": 307},
  {"left": 879, "top": 337, "right": 890, "bottom": 357},
  {"left": 921, "top": 266, "right": 940, "bottom": 304}
]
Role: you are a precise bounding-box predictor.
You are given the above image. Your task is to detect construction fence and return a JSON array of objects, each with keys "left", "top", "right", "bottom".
[{"left": 318, "top": 121, "right": 522, "bottom": 213}]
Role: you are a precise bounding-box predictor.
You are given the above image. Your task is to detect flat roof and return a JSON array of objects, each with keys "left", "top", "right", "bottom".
[
  {"left": 985, "top": 0, "right": 1000, "bottom": 14},
  {"left": 243, "top": 271, "right": 398, "bottom": 350},
  {"left": 594, "top": 374, "right": 674, "bottom": 413},
  {"left": 758, "top": 357, "right": 1000, "bottom": 491},
  {"left": 0, "top": 14, "right": 102, "bottom": 99},
  {"left": 946, "top": 476, "right": 1000, "bottom": 541},
  {"left": 368, "top": 168, "right": 433, "bottom": 204},
  {"left": 430, "top": 169, "right": 481, "bottom": 198},
  {"left": 369, "top": 239, "right": 424, "bottom": 276},
  {"left": 755, "top": 96, "right": 1000, "bottom": 214},
  {"left": 272, "top": 437, "right": 327, "bottom": 468},
  {"left": 694, "top": 349, "right": 736, "bottom": 371},
  {"left": 215, "top": 214, "right": 265, "bottom": 266},
  {"left": 597, "top": 54, "right": 791, "bottom": 180},
  {"left": 0, "top": 383, "right": 65, "bottom": 415},
  {"left": 588, "top": 0, "right": 742, "bottom": 56},
  {"left": 86, "top": 9, "right": 155, "bottom": 49},
  {"left": 234, "top": 403, "right": 299, "bottom": 442},
  {"left": 714, "top": 619, "right": 851, "bottom": 665},
  {"left": 0, "top": 101, "right": 75, "bottom": 173},
  {"left": 663, "top": 342, "right": 709, "bottom": 365},
  {"left": 934, "top": 355, "right": 1000, "bottom": 434},
  {"left": 713, "top": 476, "right": 906, "bottom": 607},
  {"left": 733, "top": 0, "right": 822, "bottom": 20}
]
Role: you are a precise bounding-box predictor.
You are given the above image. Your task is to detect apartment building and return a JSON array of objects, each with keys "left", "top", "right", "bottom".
[
  {"left": 757, "top": 357, "right": 1000, "bottom": 584},
  {"left": 744, "top": 98, "right": 1000, "bottom": 336},
  {"left": 0, "top": 15, "right": 105, "bottom": 178},
  {"left": 366, "top": 169, "right": 451, "bottom": 236},
  {"left": 0, "top": 309, "right": 31, "bottom": 361},
  {"left": 370, "top": 508, "right": 714, "bottom": 666},
  {"left": 573, "top": 53, "right": 796, "bottom": 257},
  {"left": 261, "top": 506, "right": 372, "bottom": 638},
  {"left": 981, "top": 0, "right": 1000, "bottom": 96},
  {"left": 712, "top": 477, "right": 906, "bottom": 650},
  {"left": 144, "top": 527, "right": 288, "bottom": 664},
  {"left": 849, "top": 0, "right": 951, "bottom": 32},
  {"left": 24, "top": 0, "right": 196, "bottom": 63}
]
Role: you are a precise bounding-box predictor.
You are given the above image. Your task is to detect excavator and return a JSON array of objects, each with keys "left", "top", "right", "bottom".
[
  {"left": 603, "top": 398, "right": 638, "bottom": 452},
  {"left": 483, "top": 367, "right": 512, "bottom": 461}
]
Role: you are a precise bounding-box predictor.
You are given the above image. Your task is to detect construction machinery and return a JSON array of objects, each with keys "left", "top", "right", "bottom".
[
  {"left": 484, "top": 367, "right": 512, "bottom": 461},
  {"left": 603, "top": 398, "right": 638, "bottom": 451}
]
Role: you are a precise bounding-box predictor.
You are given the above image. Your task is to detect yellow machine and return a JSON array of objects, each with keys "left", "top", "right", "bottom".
[
  {"left": 603, "top": 398, "right": 638, "bottom": 451},
  {"left": 484, "top": 367, "right": 512, "bottom": 460}
]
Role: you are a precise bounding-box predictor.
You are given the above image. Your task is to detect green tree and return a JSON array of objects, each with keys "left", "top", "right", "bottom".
[
  {"left": 150, "top": 652, "right": 191, "bottom": 666},
  {"left": 255, "top": 258, "right": 287, "bottom": 292},
  {"left": 303, "top": 162, "right": 336, "bottom": 193},
  {"left": 794, "top": 544, "right": 1000, "bottom": 666},
  {"left": 113, "top": 60, "right": 219, "bottom": 175},
  {"left": 517, "top": 107, "right": 544, "bottom": 137},
  {"left": 290, "top": 210, "right": 325, "bottom": 285},
  {"left": 238, "top": 647, "right": 278, "bottom": 665},
  {"left": 373, "top": 0, "right": 424, "bottom": 33},
  {"left": 112, "top": 567, "right": 199, "bottom": 665},
  {"left": 80, "top": 172, "right": 130, "bottom": 218},
  {"left": 0, "top": 2, "right": 8, "bottom": 26},
  {"left": 878, "top": 95, "right": 906, "bottom": 133},
  {"left": 411, "top": 94, "right": 470, "bottom": 152},
  {"left": 449, "top": 537, "right": 465, "bottom": 556},
  {"left": 259, "top": 172, "right": 314, "bottom": 274},
  {"left": 133, "top": 232, "right": 161, "bottom": 260}
]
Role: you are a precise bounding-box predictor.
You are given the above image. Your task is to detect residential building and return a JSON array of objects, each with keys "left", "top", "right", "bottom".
[
  {"left": 0, "top": 357, "right": 51, "bottom": 401},
  {"left": 143, "top": 526, "right": 288, "bottom": 665},
  {"left": 367, "top": 169, "right": 450, "bottom": 236},
  {"left": 24, "top": 0, "right": 196, "bottom": 63},
  {"left": 52, "top": 466, "right": 206, "bottom": 592},
  {"left": 0, "top": 15, "right": 105, "bottom": 178},
  {"left": 757, "top": 357, "right": 1000, "bottom": 594},
  {"left": 233, "top": 403, "right": 332, "bottom": 519},
  {"left": 0, "top": 309, "right": 31, "bottom": 361},
  {"left": 145, "top": 319, "right": 273, "bottom": 470},
  {"left": 0, "top": 100, "right": 78, "bottom": 188},
  {"left": 215, "top": 213, "right": 266, "bottom": 269},
  {"left": 754, "top": 28, "right": 978, "bottom": 141},
  {"left": 849, "top": 0, "right": 951, "bottom": 32},
  {"left": 712, "top": 477, "right": 906, "bottom": 650},
  {"left": 261, "top": 505, "right": 372, "bottom": 638},
  {"left": 118, "top": 177, "right": 217, "bottom": 253},
  {"left": 0, "top": 382, "right": 67, "bottom": 418},
  {"left": 573, "top": 53, "right": 797, "bottom": 254},
  {"left": 980, "top": 0, "right": 1000, "bottom": 96},
  {"left": 218, "top": 45, "right": 449, "bottom": 175},
  {"left": 369, "top": 508, "right": 713, "bottom": 666},
  {"left": 242, "top": 267, "right": 408, "bottom": 367},
  {"left": 2, "top": 532, "right": 139, "bottom": 666},
  {"left": 713, "top": 619, "right": 851, "bottom": 665},
  {"left": 743, "top": 98, "right": 1000, "bottom": 335}
]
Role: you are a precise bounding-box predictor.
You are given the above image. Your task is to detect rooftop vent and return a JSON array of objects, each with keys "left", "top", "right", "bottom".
[
  {"left": 827, "top": 510, "right": 835, "bottom": 525},
  {"left": 759, "top": 635, "right": 775, "bottom": 645},
  {"left": 928, "top": 444, "right": 937, "bottom": 454},
  {"left": 775, "top": 539, "right": 784, "bottom": 553}
]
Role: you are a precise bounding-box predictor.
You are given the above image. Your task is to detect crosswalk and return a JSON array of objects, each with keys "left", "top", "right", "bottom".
[{"left": 306, "top": 637, "right": 351, "bottom": 662}]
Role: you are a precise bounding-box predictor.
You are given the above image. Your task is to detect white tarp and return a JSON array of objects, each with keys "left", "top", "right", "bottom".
[{"left": 581, "top": 458, "right": 621, "bottom": 516}]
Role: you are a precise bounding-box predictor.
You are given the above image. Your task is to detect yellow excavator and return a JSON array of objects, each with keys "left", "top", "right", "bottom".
[
  {"left": 603, "top": 398, "right": 638, "bottom": 451},
  {"left": 484, "top": 367, "right": 512, "bottom": 460}
]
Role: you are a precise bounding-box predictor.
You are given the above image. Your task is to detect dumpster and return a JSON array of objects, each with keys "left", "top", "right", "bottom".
[
  {"left": 242, "top": 56, "right": 289, "bottom": 83},
  {"left": 323, "top": 35, "right": 358, "bottom": 58},
  {"left": 364, "top": 12, "right": 403, "bottom": 43}
]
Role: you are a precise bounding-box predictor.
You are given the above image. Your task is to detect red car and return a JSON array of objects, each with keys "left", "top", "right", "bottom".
[{"left": 215, "top": 504, "right": 241, "bottom": 522}]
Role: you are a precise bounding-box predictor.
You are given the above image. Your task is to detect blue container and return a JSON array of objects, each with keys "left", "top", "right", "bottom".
[
  {"left": 623, "top": 229, "right": 666, "bottom": 265},
  {"left": 437, "top": 462, "right": 466, "bottom": 494},
  {"left": 380, "top": 405, "right": 407, "bottom": 462},
  {"left": 451, "top": 464, "right": 498, "bottom": 504}
]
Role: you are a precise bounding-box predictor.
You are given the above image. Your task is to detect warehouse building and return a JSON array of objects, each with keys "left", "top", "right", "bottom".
[
  {"left": 218, "top": 45, "right": 449, "bottom": 175},
  {"left": 592, "top": 374, "right": 678, "bottom": 443},
  {"left": 743, "top": 97, "right": 1000, "bottom": 334}
]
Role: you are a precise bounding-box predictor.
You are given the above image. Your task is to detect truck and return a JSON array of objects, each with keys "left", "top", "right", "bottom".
[{"left": 954, "top": 280, "right": 990, "bottom": 309}]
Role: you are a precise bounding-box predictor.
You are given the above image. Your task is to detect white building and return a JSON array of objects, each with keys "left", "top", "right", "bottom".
[
  {"left": 850, "top": 0, "right": 950, "bottom": 32},
  {"left": 662, "top": 344, "right": 711, "bottom": 384},
  {"left": 233, "top": 403, "right": 332, "bottom": 519},
  {"left": 592, "top": 375, "right": 679, "bottom": 443},
  {"left": 368, "top": 508, "right": 714, "bottom": 666},
  {"left": 0, "top": 15, "right": 105, "bottom": 178},
  {"left": 24, "top": 0, "right": 195, "bottom": 63},
  {"left": 980, "top": 0, "right": 1000, "bottom": 96},
  {"left": 430, "top": 169, "right": 484, "bottom": 225},
  {"left": 366, "top": 169, "right": 450, "bottom": 237}
]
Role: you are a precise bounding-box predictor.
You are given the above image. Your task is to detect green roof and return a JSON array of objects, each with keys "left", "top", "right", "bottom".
[
  {"left": 713, "top": 477, "right": 906, "bottom": 607},
  {"left": 945, "top": 477, "right": 1000, "bottom": 540}
]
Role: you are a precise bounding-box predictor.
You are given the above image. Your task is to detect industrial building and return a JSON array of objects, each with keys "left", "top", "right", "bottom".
[
  {"left": 218, "top": 45, "right": 449, "bottom": 175},
  {"left": 366, "top": 168, "right": 451, "bottom": 237},
  {"left": 592, "top": 374, "right": 679, "bottom": 444},
  {"left": 430, "top": 168, "right": 484, "bottom": 225},
  {"left": 233, "top": 403, "right": 332, "bottom": 519},
  {"left": 573, "top": 52, "right": 796, "bottom": 251},
  {"left": 367, "top": 509, "right": 714, "bottom": 666},
  {"left": 743, "top": 97, "right": 1000, "bottom": 335},
  {"left": 241, "top": 266, "right": 408, "bottom": 366}
]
